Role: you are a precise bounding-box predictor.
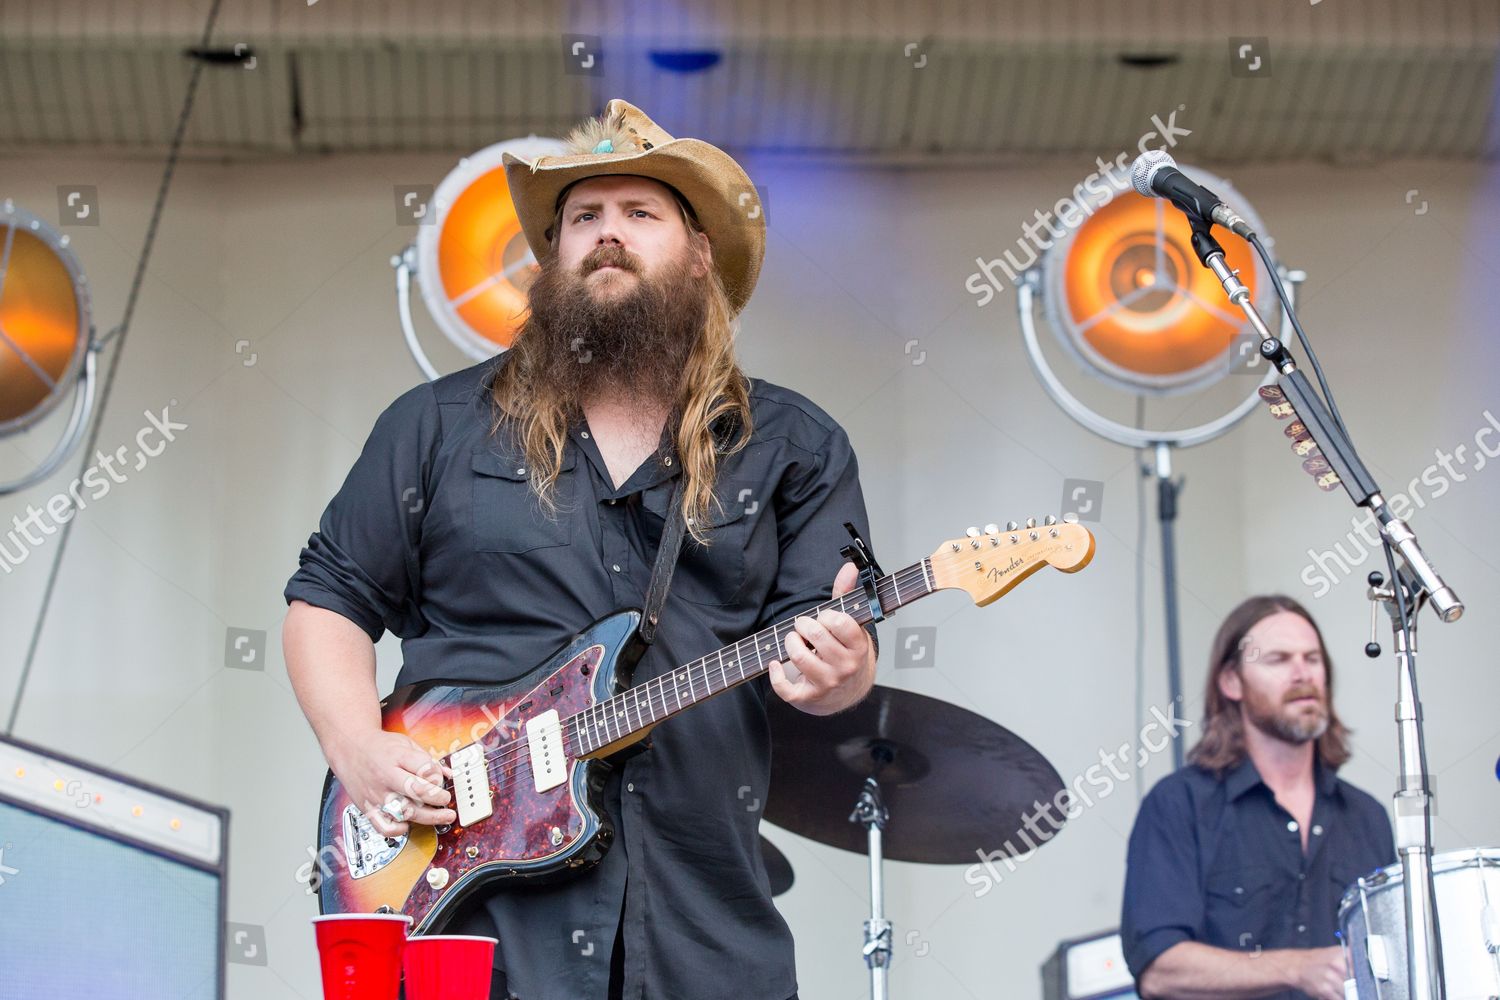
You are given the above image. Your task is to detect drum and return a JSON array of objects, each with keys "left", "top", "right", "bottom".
[{"left": 1338, "top": 848, "right": 1500, "bottom": 1000}]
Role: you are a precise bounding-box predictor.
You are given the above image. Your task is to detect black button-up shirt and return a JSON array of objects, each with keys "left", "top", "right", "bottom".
[
  {"left": 1120, "top": 756, "right": 1395, "bottom": 999},
  {"left": 284, "top": 353, "right": 878, "bottom": 1000}
]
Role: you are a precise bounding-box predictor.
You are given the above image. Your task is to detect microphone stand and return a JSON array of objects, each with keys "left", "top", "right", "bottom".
[
  {"left": 1366, "top": 563, "right": 1446, "bottom": 1000},
  {"left": 1184, "top": 213, "right": 1461, "bottom": 1000}
]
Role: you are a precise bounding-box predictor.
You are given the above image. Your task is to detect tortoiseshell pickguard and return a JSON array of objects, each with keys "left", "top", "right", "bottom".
[{"left": 316, "top": 609, "right": 643, "bottom": 932}]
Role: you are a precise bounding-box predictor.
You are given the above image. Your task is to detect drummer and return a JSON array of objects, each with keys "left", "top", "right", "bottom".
[{"left": 1121, "top": 595, "right": 1395, "bottom": 1000}]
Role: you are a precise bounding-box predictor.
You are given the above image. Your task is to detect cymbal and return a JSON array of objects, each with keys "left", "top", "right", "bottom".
[
  {"left": 765, "top": 685, "right": 1065, "bottom": 864},
  {"left": 759, "top": 834, "right": 794, "bottom": 896}
]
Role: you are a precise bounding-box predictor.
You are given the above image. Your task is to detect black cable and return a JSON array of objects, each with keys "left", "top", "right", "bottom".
[
  {"left": 4, "top": 0, "right": 225, "bottom": 738},
  {"left": 1133, "top": 395, "right": 1148, "bottom": 798},
  {"left": 1247, "top": 232, "right": 1352, "bottom": 439}
]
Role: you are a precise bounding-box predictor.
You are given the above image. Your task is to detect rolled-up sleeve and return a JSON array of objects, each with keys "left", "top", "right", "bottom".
[
  {"left": 283, "top": 382, "right": 440, "bottom": 643},
  {"left": 1121, "top": 779, "right": 1204, "bottom": 982},
  {"left": 757, "top": 423, "right": 880, "bottom": 660}
]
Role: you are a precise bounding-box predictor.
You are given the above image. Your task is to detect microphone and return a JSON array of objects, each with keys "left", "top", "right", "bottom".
[{"left": 1131, "top": 150, "right": 1255, "bottom": 239}]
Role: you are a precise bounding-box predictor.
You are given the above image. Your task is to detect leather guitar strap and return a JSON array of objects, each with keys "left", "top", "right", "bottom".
[{"left": 638, "top": 474, "right": 687, "bottom": 647}]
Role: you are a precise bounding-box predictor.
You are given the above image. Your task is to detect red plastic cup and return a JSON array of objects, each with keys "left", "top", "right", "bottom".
[
  {"left": 311, "top": 913, "right": 412, "bottom": 1000},
  {"left": 401, "top": 934, "right": 498, "bottom": 1000}
]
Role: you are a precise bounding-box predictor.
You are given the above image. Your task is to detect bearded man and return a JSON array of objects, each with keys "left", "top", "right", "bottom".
[
  {"left": 1121, "top": 595, "right": 1395, "bottom": 1000},
  {"left": 283, "top": 100, "right": 879, "bottom": 1000}
]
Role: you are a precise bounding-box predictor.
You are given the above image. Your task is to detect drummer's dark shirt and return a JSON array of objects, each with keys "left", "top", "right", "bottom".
[
  {"left": 1121, "top": 755, "right": 1395, "bottom": 999},
  {"left": 285, "top": 352, "right": 878, "bottom": 1000}
]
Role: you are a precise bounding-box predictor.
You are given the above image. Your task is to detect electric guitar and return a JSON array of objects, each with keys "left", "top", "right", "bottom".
[{"left": 313, "top": 516, "right": 1095, "bottom": 931}]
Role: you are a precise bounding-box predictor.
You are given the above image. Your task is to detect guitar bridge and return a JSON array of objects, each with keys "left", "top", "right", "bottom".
[
  {"left": 341, "top": 804, "right": 405, "bottom": 880},
  {"left": 450, "top": 742, "right": 493, "bottom": 828}
]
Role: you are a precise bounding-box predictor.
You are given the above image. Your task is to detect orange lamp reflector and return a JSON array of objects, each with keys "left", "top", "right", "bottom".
[
  {"left": 415, "top": 136, "right": 566, "bottom": 361},
  {"left": 1043, "top": 166, "right": 1271, "bottom": 396},
  {"left": 434, "top": 165, "right": 533, "bottom": 350},
  {"left": 0, "top": 205, "right": 91, "bottom": 434}
]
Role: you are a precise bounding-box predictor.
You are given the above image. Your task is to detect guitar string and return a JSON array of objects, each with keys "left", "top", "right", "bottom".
[
  {"left": 458, "top": 566, "right": 923, "bottom": 790},
  {"left": 438, "top": 533, "right": 1075, "bottom": 808},
  {"left": 459, "top": 581, "right": 902, "bottom": 790},
  {"left": 462, "top": 534, "right": 1058, "bottom": 787},
  {"left": 456, "top": 560, "right": 934, "bottom": 788}
]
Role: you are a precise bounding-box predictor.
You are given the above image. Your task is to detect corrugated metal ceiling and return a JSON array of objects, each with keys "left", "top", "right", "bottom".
[{"left": 1, "top": 0, "right": 1496, "bottom": 161}]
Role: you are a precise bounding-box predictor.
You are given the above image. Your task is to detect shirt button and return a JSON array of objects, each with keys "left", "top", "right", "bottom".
[
  {"left": 612, "top": 564, "right": 621, "bottom": 572},
  {"left": 627, "top": 782, "right": 635, "bottom": 792},
  {"left": 1298, "top": 872, "right": 1306, "bottom": 881},
  {"left": 581, "top": 431, "right": 590, "bottom": 439},
  {"left": 607, "top": 498, "right": 617, "bottom": 505},
  {"left": 1287, "top": 820, "right": 1299, "bottom": 832},
  {"left": 515, "top": 467, "right": 526, "bottom": 476},
  {"left": 1312, "top": 824, "right": 1324, "bottom": 836},
  {"left": 1297, "top": 924, "right": 1307, "bottom": 933}
]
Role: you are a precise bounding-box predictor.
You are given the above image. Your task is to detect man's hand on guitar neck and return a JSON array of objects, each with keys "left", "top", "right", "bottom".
[{"left": 768, "top": 560, "right": 878, "bottom": 717}]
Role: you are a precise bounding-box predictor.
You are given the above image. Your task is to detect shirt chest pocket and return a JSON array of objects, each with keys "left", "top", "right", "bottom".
[
  {"left": 1204, "top": 864, "right": 1280, "bottom": 947},
  {"left": 642, "top": 478, "right": 753, "bottom": 606},
  {"left": 471, "top": 448, "right": 575, "bottom": 554}
]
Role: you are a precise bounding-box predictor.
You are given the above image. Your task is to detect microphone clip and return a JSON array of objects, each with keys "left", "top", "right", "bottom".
[{"left": 1186, "top": 211, "right": 1228, "bottom": 267}]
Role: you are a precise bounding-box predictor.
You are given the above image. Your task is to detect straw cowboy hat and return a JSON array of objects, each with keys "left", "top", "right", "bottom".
[{"left": 502, "top": 99, "right": 766, "bottom": 314}]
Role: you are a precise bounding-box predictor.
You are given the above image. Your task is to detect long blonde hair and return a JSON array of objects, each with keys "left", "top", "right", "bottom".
[{"left": 488, "top": 188, "right": 753, "bottom": 545}]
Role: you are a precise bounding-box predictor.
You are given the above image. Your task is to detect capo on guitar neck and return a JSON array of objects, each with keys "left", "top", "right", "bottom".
[{"left": 840, "top": 522, "right": 886, "bottom": 624}]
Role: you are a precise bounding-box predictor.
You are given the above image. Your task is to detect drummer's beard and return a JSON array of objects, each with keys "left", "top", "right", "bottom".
[
  {"left": 517, "top": 242, "right": 708, "bottom": 413},
  {"left": 1242, "top": 679, "right": 1330, "bottom": 745}
]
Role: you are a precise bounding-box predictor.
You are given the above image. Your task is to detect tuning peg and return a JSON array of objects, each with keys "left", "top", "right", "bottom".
[
  {"left": 1044, "top": 514, "right": 1057, "bottom": 526},
  {"left": 966, "top": 526, "right": 980, "bottom": 537},
  {"left": 983, "top": 523, "right": 999, "bottom": 535},
  {"left": 1025, "top": 517, "right": 1037, "bottom": 529},
  {"left": 1005, "top": 520, "right": 1019, "bottom": 532},
  {"left": 1062, "top": 512, "right": 1079, "bottom": 524}
]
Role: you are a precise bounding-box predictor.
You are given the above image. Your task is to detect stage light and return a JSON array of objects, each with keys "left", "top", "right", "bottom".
[
  {"left": 649, "top": 51, "right": 723, "bottom": 73},
  {"left": 0, "top": 201, "right": 101, "bottom": 496},
  {"left": 1040, "top": 167, "right": 1274, "bottom": 397},
  {"left": 0, "top": 201, "right": 92, "bottom": 432},
  {"left": 396, "top": 136, "right": 567, "bottom": 378}
]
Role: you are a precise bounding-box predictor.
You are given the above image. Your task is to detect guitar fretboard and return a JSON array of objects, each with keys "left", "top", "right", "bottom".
[{"left": 567, "top": 559, "right": 934, "bottom": 755}]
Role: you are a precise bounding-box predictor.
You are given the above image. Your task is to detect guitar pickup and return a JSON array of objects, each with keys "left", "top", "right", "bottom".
[
  {"left": 449, "top": 742, "right": 492, "bottom": 828},
  {"left": 526, "top": 710, "right": 567, "bottom": 794}
]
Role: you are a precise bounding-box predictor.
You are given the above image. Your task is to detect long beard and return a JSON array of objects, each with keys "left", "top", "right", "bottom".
[
  {"left": 515, "top": 242, "right": 708, "bottom": 413},
  {"left": 1243, "top": 683, "right": 1330, "bottom": 744}
]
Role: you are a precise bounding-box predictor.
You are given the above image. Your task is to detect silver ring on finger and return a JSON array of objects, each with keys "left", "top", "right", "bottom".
[{"left": 381, "top": 796, "right": 408, "bottom": 821}]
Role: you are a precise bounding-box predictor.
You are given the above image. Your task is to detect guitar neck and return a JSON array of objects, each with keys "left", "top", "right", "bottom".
[{"left": 571, "top": 559, "right": 935, "bottom": 754}]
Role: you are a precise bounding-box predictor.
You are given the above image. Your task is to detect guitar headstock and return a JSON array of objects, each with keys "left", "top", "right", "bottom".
[{"left": 927, "top": 515, "right": 1095, "bottom": 607}]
